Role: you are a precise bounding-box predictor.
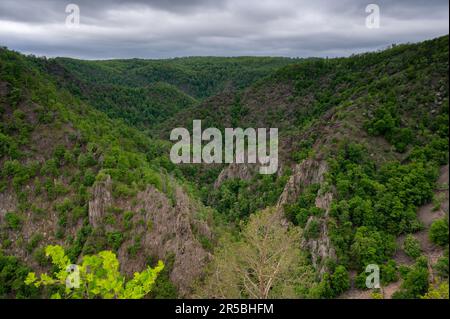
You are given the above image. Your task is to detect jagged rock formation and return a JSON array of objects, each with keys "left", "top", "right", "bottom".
[
  {"left": 120, "top": 184, "right": 212, "bottom": 296},
  {"left": 276, "top": 159, "right": 336, "bottom": 275},
  {"left": 276, "top": 159, "right": 328, "bottom": 210},
  {"left": 214, "top": 163, "right": 258, "bottom": 188},
  {"left": 302, "top": 191, "right": 336, "bottom": 276},
  {"left": 88, "top": 175, "right": 112, "bottom": 228},
  {"left": 87, "top": 175, "right": 212, "bottom": 296}
]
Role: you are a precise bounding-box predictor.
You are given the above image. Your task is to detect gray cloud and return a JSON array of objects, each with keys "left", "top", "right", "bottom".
[{"left": 0, "top": 0, "right": 448, "bottom": 59}]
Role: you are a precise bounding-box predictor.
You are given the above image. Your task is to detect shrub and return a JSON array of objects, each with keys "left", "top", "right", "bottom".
[
  {"left": 83, "top": 169, "right": 96, "bottom": 187},
  {"left": 0, "top": 253, "right": 41, "bottom": 298},
  {"left": 124, "top": 211, "right": 134, "bottom": 230},
  {"left": 381, "top": 259, "right": 398, "bottom": 285},
  {"left": 33, "top": 247, "right": 48, "bottom": 266},
  {"left": 350, "top": 227, "right": 396, "bottom": 269},
  {"left": 434, "top": 254, "right": 449, "bottom": 279},
  {"left": 429, "top": 218, "right": 449, "bottom": 246},
  {"left": 393, "top": 257, "right": 429, "bottom": 299},
  {"left": 26, "top": 234, "right": 43, "bottom": 253},
  {"left": 5, "top": 212, "right": 23, "bottom": 230},
  {"left": 304, "top": 219, "right": 321, "bottom": 239},
  {"left": 106, "top": 231, "right": 123, "bottom": 251},
  {"left": 403, "top": 234, "right": 422, "bottom": 259},
  {"left": 148, "top": 254, "right": 178, "bottom": 299},
  {"left": 331, "top": 265, "right": 350, "bottom": 295}
]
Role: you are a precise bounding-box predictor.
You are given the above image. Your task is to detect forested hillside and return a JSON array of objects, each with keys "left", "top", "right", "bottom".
[
  {"left": 0, "top": 35, "right": 448, "bottom": 299},
  {"left": 0, "top": 47, "right": 215, "bottom": 298},
  {"left": 35, "top": 56, "right": 295, "bottom": 130}
]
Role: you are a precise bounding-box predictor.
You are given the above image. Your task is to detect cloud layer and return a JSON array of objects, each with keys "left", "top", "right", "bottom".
[{"left": 0, "top": 0, "right": 448, "bottom": 59}]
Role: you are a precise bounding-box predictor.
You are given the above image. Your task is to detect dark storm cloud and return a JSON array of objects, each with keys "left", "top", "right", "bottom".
[
  {"left": 0, "top": 0, "right": 224, "bottom": 23},
  {"left": 0, "top": 0, "right": 448, "bottom": 59}
]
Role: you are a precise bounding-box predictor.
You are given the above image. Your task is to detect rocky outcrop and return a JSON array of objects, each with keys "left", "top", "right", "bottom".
[
  {"left": 276, "top": 159, "right": 328, "bottom": 210},
  {"left": 87, "top": 174, "right": 212, "bottom": 297},
  {"left": 302, "top": 192, "right": 336, "bottom": 276},
  {"left": 276, "top": 158, "right": 336, "bottom": 276},
  {"left": 0, "top": 191, "right": 17, "bottom": 223},
  {"left": 214, "top": 163, "right": 258, "bottom": 188},
  {"left": 116, "top": 183, "right": 212, "bottom": 297},
  {"left": 88, "top": 175, "right": 112, "bottom": 228}
]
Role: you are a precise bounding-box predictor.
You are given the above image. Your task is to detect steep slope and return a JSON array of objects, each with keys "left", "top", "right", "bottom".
[
  {"left": 0, "top": 47, "right": 214, "bottom": 297},
  {"left": 157, "top": 36, "right": 449, "bottom": 298},
  {"left": 32, "top": 58, "right": 199, "bottom": 129}
]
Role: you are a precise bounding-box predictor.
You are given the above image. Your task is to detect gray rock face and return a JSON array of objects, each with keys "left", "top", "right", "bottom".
[
  {"left": 277, "top": 159, "right": 328, "bottom": 210},
  {"left": 118, "top": 184, "right": 211, "bottom": 296},
  {"left": 214, "top": 163, "right": 257, "bottom": 188},
  {"left": 302, "top": 192, "right": 336, "bottom": 276},
  {"left": 87, "top": 175, "right": 211, "bottom": 297},
  {"left": 88, "top": 175, "right": 112, "bottom": 228},
  {"left": 276, "top": 159, "right": 336, "bottom": 276}
]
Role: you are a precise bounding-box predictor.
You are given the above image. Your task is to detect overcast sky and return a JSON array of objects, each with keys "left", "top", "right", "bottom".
[{"left": 0, "top": 0, "right": 448, "bottom": 59}]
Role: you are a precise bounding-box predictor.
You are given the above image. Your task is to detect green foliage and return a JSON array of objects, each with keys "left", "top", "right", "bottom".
[
  {"left": 0, "top": 35, "right": 449, "bottom": 300},
  {"left": 403, "top": 234, "right": 422, "bottom": 259},
  {"left": 26, "top": 234, "right": 44, "bottom": 254},
  {"left": 330, "top": 265, "right": 350, "bottom": 295},
  {"left": 148, "top": 254, "right": 178, "bottom": 299},
  {"left": 2, "top": 160, "right": 38, "bottom": 191},
  {"left": 350, "top": 226, "right": 396, "bottom": 270},
  {"left": 0, "top": 252, "right": 41, "bottom": 298},
  {"left": 434, "top": 249, "right": 449, "bottom": 279},
  {"left": 310, "top": 273, "right": 334, "bottom": 299},
  {"left": 4, "top": 212, "right": 23, "bottom": 230},
  {"left": 421, "top": 281, "right": 449, "bottom": 299},
  {"left": 25, "top": 245, "right": 164, "bottom": 299},
  {"left": 429, "top": 218, "right": 449, "bottom": 246},
  {"left": 123, "top": 211, "right": 134, "bottom": 230},
  {"left": 380, "top": 259, "right": 399, "bottom": 285},
  {"left": 284, "top": 184, "right": 322, "bottom": 227},
  {"left": 364, "top": 103, "right": 415, "bottom": 152},
  {"left": 106, "top": 231, "right": 123, "bottom": 251},
  {"left": 127, "top": 236, "right": 142, "bottom": 258},
  {"left": 50, "top": 56, "right": 295, "bottom": 99},
  {"left": 392, "top": 257, "right": 429, "bottom": 299},
  {"left": 0, "top": 132, "right": 19, "bottom": 158},
  {"left": 304, "top": 219, "right": 321, "bottom": 240},
  {"left": 327, "top": 137, "right": 443, "bottom": 270},
  {"left": 207, "top": 172, "right": 289, "bottom": 223}
]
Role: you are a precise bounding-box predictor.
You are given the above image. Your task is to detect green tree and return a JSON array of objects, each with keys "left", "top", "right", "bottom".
[
  {"left": 350, "top": 227, "right": 396, "bottom": 269},
  {"left": 403, "top": 234, "right": 422, "bottom": 259},
  {"left": 392, "top": 257, "right": 429, "bottom": 299},
  {"left": 331, "top": 265, "right": 350, "bottom": 295},
  {"left": 421, "top": 280, "right": 449, "bottom": 299},
  {"left": 0, "top": 253, "right": 41, "bottom": 298},
  {"left": 25, "top": 245, "right": 164, "bottom": 299},
  {"left": 197, "top": 208, "right": 316, "bottom": 298},
  {"left": 429, "top": 218, "right": 449, "bottom": 246}
]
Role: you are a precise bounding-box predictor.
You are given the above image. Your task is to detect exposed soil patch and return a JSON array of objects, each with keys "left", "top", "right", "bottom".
[
  {"left": 414, "top": 165, "right": 448, "bottom": 265},
  {"left": 382, "top": 281, "right": 402, "bottom": 299},
  {"left": 338, "top": 271, "right": 371, "bottom": 299},
  {"left": 393, "top": 234, "right": 415, "bottom": 266}
]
